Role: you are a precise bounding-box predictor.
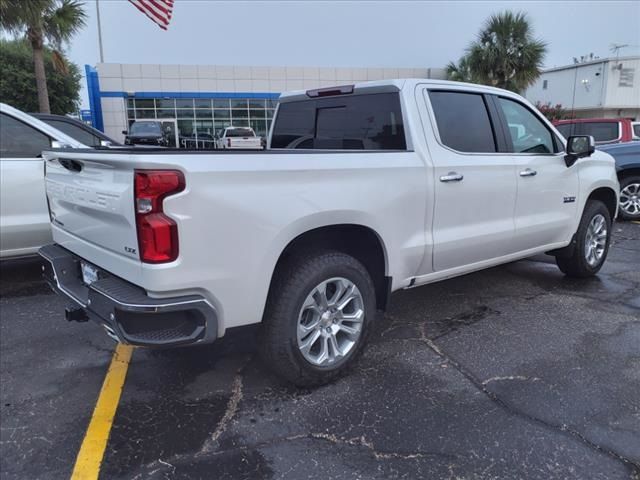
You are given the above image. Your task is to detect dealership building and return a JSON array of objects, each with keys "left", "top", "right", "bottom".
[{"left": 86, "top": 63, "right": 447, "bottom": 146}]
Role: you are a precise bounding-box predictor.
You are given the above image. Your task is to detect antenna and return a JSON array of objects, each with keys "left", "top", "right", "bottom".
[{"left": 610, "top": 43, "right": 629, "bottom": 60}]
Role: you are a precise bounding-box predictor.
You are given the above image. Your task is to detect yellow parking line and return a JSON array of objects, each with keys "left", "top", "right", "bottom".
[
  {"left": 70, "top": 344, "right": 134, "bottom": 480},
  {"left": 632, "top": 221, "right": 640, "bottom": 225}
]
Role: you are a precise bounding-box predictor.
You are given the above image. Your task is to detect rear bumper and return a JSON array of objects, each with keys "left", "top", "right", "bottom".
[{"left": 39, "top": 244, "right": 217, "bottom": 347}]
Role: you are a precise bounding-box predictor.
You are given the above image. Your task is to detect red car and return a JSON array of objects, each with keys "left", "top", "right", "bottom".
[{"left": 554, "top": 118, "right": 640, "bottom": 145}]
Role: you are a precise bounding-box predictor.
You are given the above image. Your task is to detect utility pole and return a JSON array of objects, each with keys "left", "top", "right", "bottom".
[{"left": 96, "top": 0, "right": 104, "bottom": 63}]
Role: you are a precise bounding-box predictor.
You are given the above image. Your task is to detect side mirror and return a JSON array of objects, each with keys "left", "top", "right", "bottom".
[
  {"left": 122, "top": 130, "right": 128, "bottom": 135},
  {"left": 564, "top": 135, "right": 595, "bottom": 167}
]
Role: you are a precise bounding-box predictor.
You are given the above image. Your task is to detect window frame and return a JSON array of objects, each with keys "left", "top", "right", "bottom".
[{"left": 0, "top": 112, "right": 52, "bottom": 159}]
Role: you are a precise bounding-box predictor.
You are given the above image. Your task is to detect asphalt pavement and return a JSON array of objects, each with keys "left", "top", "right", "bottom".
[{"left": 1, "top": 222, "right": 639, "bottom": 479}]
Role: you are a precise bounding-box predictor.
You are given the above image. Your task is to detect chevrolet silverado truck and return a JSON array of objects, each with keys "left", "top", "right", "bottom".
[{"left": 39, "top": 80, "right": 619, "bottom": 386}]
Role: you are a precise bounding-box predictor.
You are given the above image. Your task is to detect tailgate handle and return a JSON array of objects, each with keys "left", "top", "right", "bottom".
[{"left": 58, "top": 158, "right": 83, "bottom": 173}]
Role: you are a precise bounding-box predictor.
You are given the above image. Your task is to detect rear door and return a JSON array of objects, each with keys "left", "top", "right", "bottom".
[
  {"left": 493, "top": 96, "right": 579, "bottom": 250},
  {"left": 0, "top": 112, "right": 53, "bottom": 257},
  {"left": 423, "top": 89, "right": 518, "bottom": 271}
]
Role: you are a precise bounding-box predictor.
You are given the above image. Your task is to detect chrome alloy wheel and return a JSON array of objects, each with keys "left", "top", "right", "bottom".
[
  {"left": 620, "top": 183, "right": 640, "bottom": 217},
  {"left": 296, "top": 277, "right": 364, "bottom": 367},
  {"left": 584, "top": 214, "right": 607, "bottom": 267}
]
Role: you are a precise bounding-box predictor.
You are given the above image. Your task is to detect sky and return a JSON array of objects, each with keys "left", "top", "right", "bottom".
[{"left": 65, "top": 0, "right": 640, "bottom": 108}]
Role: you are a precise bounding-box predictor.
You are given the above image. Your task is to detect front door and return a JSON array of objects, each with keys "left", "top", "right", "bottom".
[
  {"left": 494, "top": 96, "right": 579, "bottom": 251},
  {"left": 424, "top": 89, "right": 518, "bottom": 272}
]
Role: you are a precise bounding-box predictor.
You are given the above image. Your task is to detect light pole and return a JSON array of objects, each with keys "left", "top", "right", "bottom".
[{"left": 96, "top": 0, "right": 104, "bottom": 63}]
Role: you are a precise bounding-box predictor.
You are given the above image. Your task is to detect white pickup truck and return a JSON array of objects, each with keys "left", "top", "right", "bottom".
[
  {"left": 40, "top": 80, "right": 618, "bottom": 386},
  {"left": 215, "top": 126, "right": 263, "bottom": 150}
]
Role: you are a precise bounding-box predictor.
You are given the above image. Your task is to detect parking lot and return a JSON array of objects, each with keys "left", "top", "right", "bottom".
[{"left": 1, "top": 222, "right": 638, "bottom": 479}]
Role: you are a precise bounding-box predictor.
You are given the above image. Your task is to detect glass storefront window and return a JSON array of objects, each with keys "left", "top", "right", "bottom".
[
  {"left": 195, "top": 109, "right": 213, "bottom": 119},
  {"left": 156, "top": 99, "right": 175, "bottom": 109},
  {"left": 135, "top": 99, "right": 155, "bottom": 109},
  {"left": 231, "top": 109, "right": 248, "bottom": 119},
  {"left": 194, "top": 99, "right": 212, "bottom": 108},
  {"left": 234, "top": 119, "right": 250, "bottom": 127},
  {"left": 213, "top": 99, "right": 230, "bottom": 109},
  {"left": 157, "top": 109, "right": 177, "bottom": 119},
  {"left": 231, "top": 99, "right": 247, "bottom": 109},
  {"left": 249, "top": 109, "right": 266, "bottom": 120},
  {"left": 135, "top": 109, "right": 156, "bottom": 119},
  {"left": 124, "top": 96, "right": 272, "bottom": 148},
  {"left": 248, "top": 99, "right": 265, "bottom": 109},
  {"left": 176, "top": 99, "right": 194, "bottom": 108},
  {"left": 177, "top": 109, "right": 194, "bottom": 118}
]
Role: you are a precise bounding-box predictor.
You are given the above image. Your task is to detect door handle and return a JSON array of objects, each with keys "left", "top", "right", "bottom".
[
  {"left": 519, "top": 168, "right": 537, "bottom": 177},
  {"left": 440, "top": 172, "right": 464, "bottom": 182}
]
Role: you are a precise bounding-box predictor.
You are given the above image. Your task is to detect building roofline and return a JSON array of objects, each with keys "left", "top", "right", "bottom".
[{"left": 541, "top": 55, "right": 640, "bottom": 73}]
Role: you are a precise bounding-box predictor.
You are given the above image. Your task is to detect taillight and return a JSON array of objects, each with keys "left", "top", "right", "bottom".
[{"left": 134, "top": 170, "right": 185, "bottom": 263}]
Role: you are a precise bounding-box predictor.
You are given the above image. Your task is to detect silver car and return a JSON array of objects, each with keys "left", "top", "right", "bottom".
[{"left": 0, "top": 103, "right": 85, "bottom": 259}]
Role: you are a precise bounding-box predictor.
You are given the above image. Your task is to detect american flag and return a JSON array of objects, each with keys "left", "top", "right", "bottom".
[{"left": 128, "top": 0, "right": 174, "bottom": 30}]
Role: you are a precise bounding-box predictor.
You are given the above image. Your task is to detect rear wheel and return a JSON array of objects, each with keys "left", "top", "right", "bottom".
[
  {"left": 556, "top": 200, "right": 611, "bottom": 277},
  {"left": 618, "top": 176, "right": 640, "bottom": 221},
  {"left": 260, "top": 251, "right": 376, "bottom": 387}
]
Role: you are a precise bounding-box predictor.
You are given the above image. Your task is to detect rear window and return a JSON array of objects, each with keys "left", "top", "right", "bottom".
[
  {"left": 271, "top": 92, "right": 406, "bottom": 150},
  {"left": 556, "top": 121, "right": 620, "bottom": 142},
  {"left": 581, "top": 122, "right": 619, "bottom": 142},
  {"left": 130, "top": 122, "right": 161, "bottom": 136},
  {"left": 226, "top": 128, "right": 255, "bottom": 138}
]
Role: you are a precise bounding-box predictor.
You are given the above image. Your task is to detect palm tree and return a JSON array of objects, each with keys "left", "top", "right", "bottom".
[
  {"left": 446, "top": 56, "right": 477, "bottom": 84},
  {"left": 466, "top": 11, "right": 546, "bottom": 93},
  {"left": 0, "top": 0, "right": 86, "bottom": 113}
]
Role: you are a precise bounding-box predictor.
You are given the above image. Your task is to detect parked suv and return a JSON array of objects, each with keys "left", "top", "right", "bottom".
[
  {"left": 599, "top": 142, "right": 640, "bottom": 220},
  {"left": 40, "top": 80, "right": 618, "bottom": 386},
  {"left": 554, "top": 118, "right": 639, "bottom": 145}
]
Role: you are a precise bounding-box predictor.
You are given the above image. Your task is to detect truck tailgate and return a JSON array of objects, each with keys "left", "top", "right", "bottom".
[
  {"left": 45, "top": 154, "right": 139, "bottom": 261},
  {"left": 229, "top": 137, "right": 262, "bottom": 149}
]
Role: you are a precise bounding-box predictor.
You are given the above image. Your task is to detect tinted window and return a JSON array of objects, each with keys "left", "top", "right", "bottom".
[
  {"left": 271, "top": 92, "right": 406, "bottom": 150},
  {"left": 130, "top": 121, "right": 162, "bottom": 136},
  {"left": 498, "top": 97, "right": 556, "bottom": 154},
  {"left": 633, "top": 124, "right": 640, "bottom": 138},
  {"left": 556, "top": 123, "right": 575, "bottom": 138},
  {"left": 429, "top": 91, "right": 496, "bottom": 153},
  {"left": 44, "top": 119, "right": 100, "bottom": 146},
  {"left": 226, "top": 128, "right": 255, "bottom": 137},
  {"left": 581, "top": 122, "right": 619, "bottom": 142},
  {"left": 0, "top": 113, "right": 51, "bottom": 158}
]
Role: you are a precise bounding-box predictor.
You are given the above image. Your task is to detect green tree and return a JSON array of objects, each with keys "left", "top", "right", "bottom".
[
  {"left": 446, "top": 56, "right": 478, "bottom": 84},
  {"left": 447, "top": 11, "right": 547, "bottom": 93},
  {"left": 0, "top": 0, "right": 86, "bottom": 113},
  {"left": 0, "top": 39, "right": 81, "bottom": 114}
]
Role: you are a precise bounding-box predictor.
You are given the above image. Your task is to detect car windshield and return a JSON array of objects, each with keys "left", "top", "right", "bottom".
[
  {"left": 226, "top": 128, "right": 254, "bottom": 137},
  {"left": 130, "top": 122, "right": 161, "bottom": 136}
]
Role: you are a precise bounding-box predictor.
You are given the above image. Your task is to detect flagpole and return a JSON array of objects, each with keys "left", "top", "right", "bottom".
[{"left": 96, "top": 0, "right": 104, "bottom": 63}]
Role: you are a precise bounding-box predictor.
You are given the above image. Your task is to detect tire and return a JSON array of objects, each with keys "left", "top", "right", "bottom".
[
  {"left": 618, "top": 176, "right": 640, "bottom": 221},
  {"left": 260, "top": 251, "right": 377, "bottom": 387},
  {"left": 556, "top": 200, "right": 612, "bottom": 277}
]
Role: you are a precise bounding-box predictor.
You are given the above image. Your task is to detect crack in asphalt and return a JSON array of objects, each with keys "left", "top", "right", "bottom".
[
  {"left": 197, "top": 358, "right": 249, "bottom": 456},
  {"left": 417, "top": 324, "right": 640, "bottom": 472}
]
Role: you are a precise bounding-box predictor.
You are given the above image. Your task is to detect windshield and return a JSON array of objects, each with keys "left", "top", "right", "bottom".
[
  {"left": 226, "top": 128, "right": 255, "bottom": 138},
  {"left": 130, "top": 122, "right": 162, "bottom": 136}
]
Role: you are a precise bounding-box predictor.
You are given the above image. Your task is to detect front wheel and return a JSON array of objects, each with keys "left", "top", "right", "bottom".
[
  {"left": 556, "top": 200, "right": 612, "bottom": 277},
  {"left": 260, "top": 251, "right": 377, "bottom": 387}
]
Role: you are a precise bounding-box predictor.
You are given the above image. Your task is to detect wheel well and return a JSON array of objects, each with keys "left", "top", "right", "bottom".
[
  {"left": 587, "top": 187, "right": 617, "bottom": 219},
  {"left": 272, "top": 225, "right": 391, "bottom": 311},
  {"left": 618, "top": 168, "right": 640, "bottom": 181}
]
